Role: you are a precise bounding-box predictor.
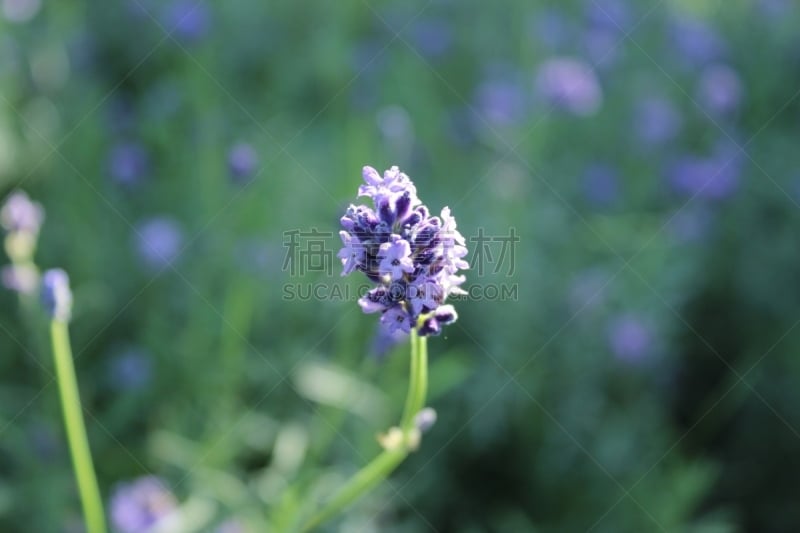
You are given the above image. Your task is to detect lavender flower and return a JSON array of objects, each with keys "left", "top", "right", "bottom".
[
  {"left": 535, "top": 57, "right": 603, "bottom": 116},
  {"left": 227, "top": 142, "right": 259, "bottom": 183},
  {"left": 1, "top": 264, "right": 38, "bottom": 293},
  {"left": 135, "top": 216, "right": 184, "bottom": 269},
  {"left": 666, "top": 143, "right": 742, "bottom": 200},
  {"left": 410, "top": 18, "right": 453, "bottom": 59},
  {"left": 609, "top": 315, "right": 651, "bottom": 363},
  {"left": 109, "top": 142, "right": 149, "bottom": 185},
  {"left": 414, "top": 407, "right": 437, "bottom": 433},
  {"left": 339, "top": 166, "right": 467, "bottom": 336},
  {"left": 697, "top": 64, "right": 743, "bottom": 116},
  {"left": 41, "top": 268, "right": 72, "bottom": 322},
  {"left": 109, "top": 476, "right": 177, "bottom": 533},
  {"left": 669, "top": 16, "right": 725, "bottom": 68},
  {"left": 1, "top": 190, "right": 44, "bottom": 235},
  {"left": 162, "top": 0, "right": 210, "bottom": 43},
  {"left": 632, "top": 96, "right": 682, "bottom": 147}
]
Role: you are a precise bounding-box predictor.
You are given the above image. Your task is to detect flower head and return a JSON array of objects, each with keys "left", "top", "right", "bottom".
[
  {"left": 109, "top": 476, "right": 177, "bottom": 533},
  {"left": 339, "top": 165, "right": 467, "bottom": 336},
  {"left": 1, "top": 191, "right": 44, "bottom": 235},
  {"left": 41, "top": 268, "right": 72, "bottom": 323}
]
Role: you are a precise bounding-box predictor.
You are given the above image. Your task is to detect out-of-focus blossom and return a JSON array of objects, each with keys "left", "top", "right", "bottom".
[
  {"left": 1, "top": 190, "right": 44, "bottom": 236},
  {"left": 667, "top": 142, "right": 743, "bottom": 200},
  {"left": 414, "top": 407, "right": 437, "bottom": 433},
  {"left": 1, "top": 264, "right": 38, "bottom": 293},
  {"left": 227, "top": 142, "right": 260, "bottom": 183},
  {"left": 109, "top": 142, "right": 149, "bottom": 185},
  {"left": 535, "top": 57, "right": 603, "bottom": 116},
  {"left": 583, "top": 28, "right": 622, "bottom": 69},
  {"left": 584, "top": 0, "right": 632, "bottom": 33},
  {"left": 410, "top": 18, "right": 452, "bottom": 59},
  {"left": 42, "top": 269, "right": 72, "bottom": 323},
  {"left": 582, "top": 163, "right": 620, "bottom": 208},
  {"left": 162, "top": 0, "right": 210, "bottom": 43},
  {"left": 2, "top": 0, "right": 42, "bottom": 23},
  {"left": 110, "top": 476, "right": 177, "bottom": 533},
  {"left": 669, "top": 16, "right": 725, "bottom": 67},
  {"left": 697, "top": 64, "right": 743, "bottom": 116},
  {"left": 609, "top": 314, "right": 651, "bottom": 362},
  {"left": 135, "top": 217, "right": 184, "bottom": 269},
  {"left": 109, "top": 348, "right": 152, "bottom": 391},
  {"left": 632, "top": 96, "right": 682, "bottom": 147},
  {"left": 475, "top": 78, "right": 526, "bottom": 126}
]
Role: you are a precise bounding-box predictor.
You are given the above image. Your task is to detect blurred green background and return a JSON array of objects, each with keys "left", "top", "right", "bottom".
[{"left": 2, "top": 0, "right": 800, "bottom": 531}]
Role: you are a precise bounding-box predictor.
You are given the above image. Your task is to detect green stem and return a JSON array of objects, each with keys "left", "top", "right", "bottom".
[
  {"left": 50, "top": 320, "right": 107, "bottom": 533},
  {"left": 300, "top": 329, "right": 429, "bottom": 532}
]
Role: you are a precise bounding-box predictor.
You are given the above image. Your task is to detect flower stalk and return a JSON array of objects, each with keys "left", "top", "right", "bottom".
[
  {"left": 45, "top": 270, "right": 106, "bottom": 533},
  {"left": 301, "top": 330, "right": 428, "bottom": 532}
]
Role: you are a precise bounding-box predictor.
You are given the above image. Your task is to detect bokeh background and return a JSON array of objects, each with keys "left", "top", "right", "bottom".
[{"left": 2, "top": 0, "right": 800, "bottom": 531}]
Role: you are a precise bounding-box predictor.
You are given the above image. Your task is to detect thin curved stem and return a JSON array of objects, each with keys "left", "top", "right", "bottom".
[
  {"left": 300, "top": 329, "right": 429, "bottom": 532},
  {"left": 50, "top": 320, "right": 107, "bottom": 533}
]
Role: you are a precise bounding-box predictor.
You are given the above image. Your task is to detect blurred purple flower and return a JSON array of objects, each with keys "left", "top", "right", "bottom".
[
  {"left": 162, "top": 0, "right": 210, "bottom": 43},
  {"left": 475, "top": 78, "right": 526, "bottom": 125},
  {"left": 584, "top": 0, "right": 632, "bottom": 33},
  {"left": 1, "top": 190, "right": 44, "bottom": 235},
  {"left": 109, "top": 348, "right": 152, "bottom": 391},
  {"left": 1, "top": 264, "right": 38, "bottom": 293},
  {"left": 109, "top": 142, "right": 149, "bottom": 185},
  {"left": 609, "top": 315, "right": 651, "bottom": 362},
  {"left": 632, "top": 96, "right": 682, "bottom": 147},
  {"left": 2, "top": 0, "right": 42, "bottom": 23},
  {"left": 135, "top": 217, "right": 184, "bottom": 269},
  {"left": 110, "top": 476, "right": 176, "bottom": 533},
  {"left": 41, "top": 268, "right": 72, "bottom": 323},
  {"left": 410, "top": 18, "right": 452, "bottom": 59},
  {"left": 667, "top": 141, "right": 743, "bottom": 200},
  {"left": 227, "top": 142, "right": 259, "bottom": 183},
  {"left": 669, "top": 16, "right": 725, "bottom": 67},
  {"left": 535, "top": 57, "right": 603, "bottom": 116},
  {"left": 582, "top": 163, "right": 620, "bottom": 207},
  {"left": 583, "top": 27, "right": 622, "bottom": 69},
  {"left": 697, "top": 64, "right": 743, "bottom": 116}
]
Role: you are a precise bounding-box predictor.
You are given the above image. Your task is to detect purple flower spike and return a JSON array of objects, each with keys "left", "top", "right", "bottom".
[{"left": 339, "top": 165, "right": 467, "bottom": 336}]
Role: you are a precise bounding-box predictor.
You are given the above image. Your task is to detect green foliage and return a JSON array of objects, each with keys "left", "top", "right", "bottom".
[{"left": 1, "top": 0, "right": 800, "bottom": 531}]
